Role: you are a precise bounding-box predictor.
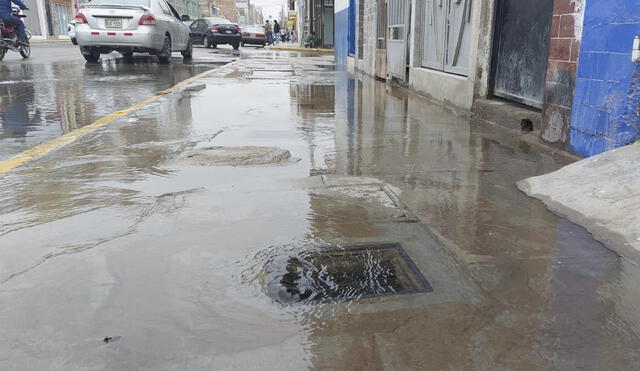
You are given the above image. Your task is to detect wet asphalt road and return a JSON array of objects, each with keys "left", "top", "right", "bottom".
[
  {"left": 0, "top": 44, "right": 236, "bottom": 160},
  {"left": 2, "top": 49, "right": 640, "bottom": 369}
]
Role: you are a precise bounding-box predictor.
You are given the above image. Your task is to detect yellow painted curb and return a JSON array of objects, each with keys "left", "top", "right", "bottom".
[
  {"left": 0, "top": 59, "right": 239, "bottom": 175},
  {"left": 266, "top": 46, "right": 334, "bottom": 54}
]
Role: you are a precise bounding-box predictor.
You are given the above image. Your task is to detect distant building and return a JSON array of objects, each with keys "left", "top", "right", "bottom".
[
  {"left": 236, "top": 0, "right": 249, "bottom": 25},
  {"left": 167, "top": 0, "right": 200, "bottom": 19},
  {"left": 297, "top": 0, "right": 333, "bottom": 48},
  {"left": 248, "top": 3, "right": 256, "bottom": 24},
  {"left": 214, "top": 0, "right": 238, "bottom": 22},
  {"left": 254, "top": 6, "right": 263, "bottom": 24},
  {"left": 199, "top": 0, "right": 218, "bottom": 16}
]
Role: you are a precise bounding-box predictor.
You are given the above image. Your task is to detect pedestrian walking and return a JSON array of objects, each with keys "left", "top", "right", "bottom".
[
  {"left": 264, "top": 20, "right": 273, "bottom": 45},
  {"left": 273, "top": 20, "right": 281, "bottom": 45}
]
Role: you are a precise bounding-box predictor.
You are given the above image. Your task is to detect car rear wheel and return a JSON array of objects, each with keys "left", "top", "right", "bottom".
[
  {"left": 19, "top": 42, "right": 30, "bottom": 59},
  {"left": 157, "top": 35, "right": 171, "bottom": 64},
  {"left": 211, "top": 42, "right": 217, "bottom": 49},
  {"left": 232, "top": 42, "right": 240, "bottom": 50},
  {"left": 203, "top": 35, "right": 210, "bottom": 48},
  {"left": 241, "top": 41, "right": 245, "bottom": 47},
  {"left": 81, "top": 46, "right": 100, "bottom": 63},
  {"left": 182, "top": 40, "right": 193, "bottom": 60},
  {"left": 0, "top": 48, "right": 6, "bottom": 61}
]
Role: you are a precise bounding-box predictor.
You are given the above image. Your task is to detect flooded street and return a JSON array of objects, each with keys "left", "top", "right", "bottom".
[
  {"left": 1, "top": 50, "right": 640, "bottom": 370},
  {"left": 0, "top": 44, "right": 235, "bottom": 160}
]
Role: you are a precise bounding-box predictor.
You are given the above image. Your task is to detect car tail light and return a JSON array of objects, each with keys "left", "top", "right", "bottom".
[
  {"left": 211, "top": 26, "right": 218, "bottom": 32},
  {"left": 256, "top": 33, "right": 264, "bottom": 37},
  {"left": 75, "top": 13, "right": 88, "bottom": 24},
  {"left": 138, "top": 14, "right": 156, "bottom": 25}
]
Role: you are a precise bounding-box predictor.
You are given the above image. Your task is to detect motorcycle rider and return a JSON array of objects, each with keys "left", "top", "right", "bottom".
[{"left": 0, "top": 0, "right": 28, "bottom": 45}]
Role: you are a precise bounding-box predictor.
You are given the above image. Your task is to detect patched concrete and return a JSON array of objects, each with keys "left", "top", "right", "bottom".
[
  {"left": 184, "top": 83, "right": 206, "bottom": 92},
  {"left": 518, "top": 142, "right": 640, "bottom": 259},
  {"left": 181, "top": 146, "right": 292, "bottom": 166}
]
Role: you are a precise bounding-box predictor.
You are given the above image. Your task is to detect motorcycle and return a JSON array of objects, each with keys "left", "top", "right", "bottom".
[{"left": 0, "top": 7, "right": 31, "bottom": 61}]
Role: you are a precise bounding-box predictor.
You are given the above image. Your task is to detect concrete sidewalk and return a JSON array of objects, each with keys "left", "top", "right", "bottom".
[
  {"left": 30, "top": 39, "right": 72, "bottom": 44},
  {"left": 266, "top": 45, "right": 334, "bottom": 53},
  {"left": 518, "top": 142, "right": 640, "bottom": 260}
]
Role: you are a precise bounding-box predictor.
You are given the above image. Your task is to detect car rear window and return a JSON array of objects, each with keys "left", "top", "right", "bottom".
[
  {"left": 206, "top": 18, "right": 232, "bottom": 25},
  {"left": 245, "top": 26, "right": 264, "bottom": 33},
  {"left": 89, "top": 0, "right": 151, "bottom": 6}
]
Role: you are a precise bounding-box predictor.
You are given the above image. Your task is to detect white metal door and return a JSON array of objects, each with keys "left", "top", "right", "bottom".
[
  {"left": 422, "top": 0, "right": 472, "bottom": 76},
  {"left": 375, "top": 0, "right": 387, "bottom": 79},
  {"left": 386, "top": 0, "right": 410, "bottom": 80},
  {"left": 445, "top": 0, "right": 472, "bottom": 74},
  {"left": 422, "top": 0, "right": 445, "bottom": 70}
]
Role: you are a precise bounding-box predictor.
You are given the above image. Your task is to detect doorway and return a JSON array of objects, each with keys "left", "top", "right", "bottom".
[
  {"left": 386, "top": 0, "right": 410, "bottom": 81},
  {"left": 375, "top": 0, "right": 387, "bottom": 79},
  {"left": 491, "top": 0, "right": 554, "bottom": 108}
]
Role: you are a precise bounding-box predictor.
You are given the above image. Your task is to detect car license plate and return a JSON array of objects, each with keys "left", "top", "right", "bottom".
[
  {"left": 105, "top": 18, "right": 122, "bottom": 28},
  {"left": 225, "top": 30, "right": 232, "bottom": 34}
]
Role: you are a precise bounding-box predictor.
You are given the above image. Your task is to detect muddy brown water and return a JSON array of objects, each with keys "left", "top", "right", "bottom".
[{"left": 1, "top": 52, "right": 640, "bottom": 370}]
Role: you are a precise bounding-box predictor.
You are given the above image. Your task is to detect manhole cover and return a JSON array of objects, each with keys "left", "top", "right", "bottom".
[{"left": 265, "top": 243, "right": 432, "bottom": 304}]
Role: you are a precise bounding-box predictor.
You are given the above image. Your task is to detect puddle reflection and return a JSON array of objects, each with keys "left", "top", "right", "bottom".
[{"left": 0, "top": 57, "right": 223, "bottom": 160}]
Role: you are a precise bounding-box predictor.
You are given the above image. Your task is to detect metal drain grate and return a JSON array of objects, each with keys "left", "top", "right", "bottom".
[{"left": 266, "top": 243, "right": 432, "bottom": 304}]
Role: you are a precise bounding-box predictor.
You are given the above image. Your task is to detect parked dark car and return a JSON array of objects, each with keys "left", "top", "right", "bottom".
[
  {"left": 189, "top": 17, "right": 241, "bottom": 50},
  {"left": 241, "top": 25, "right": 266, "bottom": 47}
]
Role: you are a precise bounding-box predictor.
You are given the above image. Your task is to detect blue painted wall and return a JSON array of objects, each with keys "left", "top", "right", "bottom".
[
  {"left": 335, "top": 8, "right": 349, "bottom": 66},
  {"left": 570, "top": 1, "right": 640, "bottom": 157},
  {"left": 348, "top": 0, "right": 356, "bottom": 56},
  {"left": 334, "top": 0, "right": 349, "bottom": 66}
]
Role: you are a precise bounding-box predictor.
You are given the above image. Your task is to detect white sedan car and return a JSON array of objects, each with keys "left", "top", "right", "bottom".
[{"left": 74, "top": 0, "right": 192, "bottom": 63}]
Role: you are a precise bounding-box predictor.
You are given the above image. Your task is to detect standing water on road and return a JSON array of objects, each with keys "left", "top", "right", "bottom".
[
  {"left": 1, "top": 50, "right": 640, "bottom": 370},
  {"left": 0, "top": 45, "right": 231, "bottom": 160}
]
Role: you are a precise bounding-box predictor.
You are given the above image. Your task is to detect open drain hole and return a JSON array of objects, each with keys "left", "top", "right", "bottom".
[{"left": 265, "top": 243, "right": 432, "bottom": 304}]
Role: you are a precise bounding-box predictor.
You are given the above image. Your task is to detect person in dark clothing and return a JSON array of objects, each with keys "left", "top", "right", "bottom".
[
  {"left": 0, "top": 0, "right": 28, "bottom": 43},
  {"left": 273, "top": 20, "right": 281, "bottom": 45}
]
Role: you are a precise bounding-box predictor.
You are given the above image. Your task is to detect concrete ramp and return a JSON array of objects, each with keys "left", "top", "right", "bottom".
[{"left": 518, "top": 142, "right": 640, "bottom": 260}]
